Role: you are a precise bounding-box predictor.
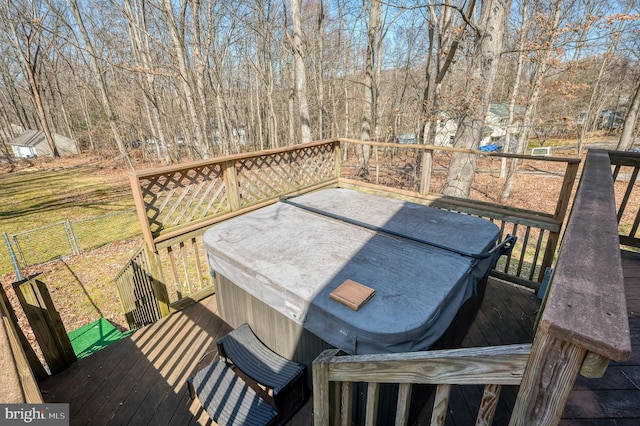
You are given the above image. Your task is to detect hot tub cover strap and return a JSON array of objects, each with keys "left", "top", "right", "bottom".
[{"left": 280, "top": 196, "right": 517, "bottom": 261}]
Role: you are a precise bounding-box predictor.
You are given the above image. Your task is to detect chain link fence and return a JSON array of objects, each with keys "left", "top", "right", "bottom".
[{"left": 2, "top": 210, "right": 141, "bottom": 272}]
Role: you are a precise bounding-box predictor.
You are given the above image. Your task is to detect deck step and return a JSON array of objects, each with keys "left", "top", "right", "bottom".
[
  {"left": 217, "top": 323, "right": 308, "bottom": 424},
  {"left": 189, "top": 360, "right": 278, "bottom": 426},
  {"left": 218, "top": 323, "right": 307, "bottom": 392},
  {"left": 189, "top": 324, "right": 308, "bottom": 425}
]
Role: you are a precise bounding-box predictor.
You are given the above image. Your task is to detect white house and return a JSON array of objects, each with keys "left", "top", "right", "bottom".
[
  {"left": 8, "top": 130, "right": 79, "bottom": 158},
  {"left": 429, "top": 103, "right": 524, "bottom": 151}
]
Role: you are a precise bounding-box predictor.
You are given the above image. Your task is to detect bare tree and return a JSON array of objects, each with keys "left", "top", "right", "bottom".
[
  {"left": 289, "top": 0, "right": 312, "bottom": 143},
  {"left": 2, "top": 0, "right": 59, "bottom": 157},
  {"left": 616, "top": 77, "right": 640, "bottom": 151},
  {"left": 577, "top": 1, "right": 632, "bottom": 155},
  {"left": 442, "top": 0, "right": 512, "bottom": 198},
  {"left": 417, "top": 0, "right": 476, "bottom": 192},
  {"left": 358, "top": 0, "right": 381, "bottom": 176},
  {"left": 501, "top": 0, "right": 562, "bottom": 202},
  {"left": 67, "top": 0, "right": 131, "bottom": 166}
]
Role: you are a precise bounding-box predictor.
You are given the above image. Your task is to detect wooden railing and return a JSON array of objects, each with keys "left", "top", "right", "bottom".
[
  {"left": 312, "top": 149, "right": 631, "bottom": 425},
  {"left": 117, "top": 139, "right": 579, "bottom": 328},
  {"left": 609, "top": 150, "right": 640, "bottom": 248},
  {"left": 313, "top": 344, "right": 531, "bottom": 425},
  {"left": 117, "top": 141, "right": 338, "bottom": 326},
  {"left": 1, "top": 281, "right": 44, "bottom": 403}
]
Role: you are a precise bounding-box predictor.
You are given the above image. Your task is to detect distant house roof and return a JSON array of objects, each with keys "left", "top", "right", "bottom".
[
  {"left": 10, "top": 130, "right": 43, "bottom": 147},
  {"left": 8, "top": 130, "right": 79, "bottom": 157},
  {"left": 489, "top": 102, "right": 525, "bottom": 117}
]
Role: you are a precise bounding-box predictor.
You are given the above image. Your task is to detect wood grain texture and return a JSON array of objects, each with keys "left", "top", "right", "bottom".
[
  {"left": 313, "top": 349, "right": 339, "bottom": 426},
  {"left": 541, "top": 150, "right": 631, "bottom": 361},
  {"left": 326, "top": 344, "right": 530, "bottom": 385},
  {"left": 329, "top": 279, "right": 376, "bottom": 310},
  {"left": 395, "top": 383, "right": 412, "bottom": 426},
  {"left": 430, "top": 383, "right": 451, "bottom": 426},
  {"left": 580, "top": 351, "right": 610, "bottom": 378},
  {"left": 13, "top": 278, "right": 76, "bottom": 374},
  {"left": 477, "top": 384, "right": 501, "bottom": 425},
  {"left": 511, "top": 328, "right": 586, "bottom": 426}
]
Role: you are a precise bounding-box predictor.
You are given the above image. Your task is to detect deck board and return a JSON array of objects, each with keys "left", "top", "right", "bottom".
[{"left": 38, "top": 259, "right": 638, "bottom": 425}]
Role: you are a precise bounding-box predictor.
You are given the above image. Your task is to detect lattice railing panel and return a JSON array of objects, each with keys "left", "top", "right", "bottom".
[
  {"left": 235, "top": 143, "right": 336, "bottom": 206},
  {"left": 139, "top": 163, "right": 229, "bottom": 236}
]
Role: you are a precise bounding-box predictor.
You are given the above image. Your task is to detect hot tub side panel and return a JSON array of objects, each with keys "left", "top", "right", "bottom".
[{"left": 216, "top": 273, "right": 334, "bottom": 372}]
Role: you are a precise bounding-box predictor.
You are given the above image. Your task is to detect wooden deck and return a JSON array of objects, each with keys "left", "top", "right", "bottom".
[
  {"left": 38, "top": 256, "right": 637, "bottom": 426},
  {"left": 559, "top": 250, "right": 640, "bottom": 425}
]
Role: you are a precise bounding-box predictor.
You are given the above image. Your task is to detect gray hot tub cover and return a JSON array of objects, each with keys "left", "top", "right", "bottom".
[{"left": 203, "top": 188, "right": 504, "bottom": 355}]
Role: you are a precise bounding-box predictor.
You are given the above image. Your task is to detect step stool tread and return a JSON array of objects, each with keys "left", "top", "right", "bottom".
[
  {"left": 219, "top": 323, "right": 306, "bottom": 393},
  {"left": 191, "top": 360, "right": 277, "bottom": 426}
]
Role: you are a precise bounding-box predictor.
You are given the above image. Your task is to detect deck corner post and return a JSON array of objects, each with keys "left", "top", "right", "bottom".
[
  {"left": 129, "top": 173, "right": 155, "bottom": 251},
  {"left": 146, "top": 248, "right": 170, "bottom": 318},
  {"left": 510, "top": 328, "right": 586, "bottom": 426},
  {"left": 313, "top": 349, "right": 340, "bottom": 426},
  {"left": 13, "top": 276, "right": 77, "bottom": 374},
  {"left": 419, "top": 148, "right": 433, "bottom": 195},
  {"left": 334, "top": 140, "right": 343, "bottom": 181},
  {"left": 224, "top": 159, "right": 241, "bottom": 211}
]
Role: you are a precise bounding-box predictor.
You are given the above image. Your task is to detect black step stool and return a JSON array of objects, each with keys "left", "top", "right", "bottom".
[{"left": 188, "top": 323, "right": 308, "bottom": 425}]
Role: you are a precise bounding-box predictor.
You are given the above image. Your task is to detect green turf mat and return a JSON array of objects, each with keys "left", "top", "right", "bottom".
[{"left": 68, "top": 318, "right": 132, "bottom": 359}]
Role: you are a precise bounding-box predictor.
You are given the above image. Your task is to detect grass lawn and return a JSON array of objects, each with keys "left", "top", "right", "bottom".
[{"left": 0, "top": 154, "right": 144, "bottom": 334}]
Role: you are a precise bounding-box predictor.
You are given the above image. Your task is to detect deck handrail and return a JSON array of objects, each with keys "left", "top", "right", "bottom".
[
  {"left": 312, "top": 344, "right": 531, "bottom": 425},
  {"left": 510, "top": 149, "right": 631, "bottom": 424}
]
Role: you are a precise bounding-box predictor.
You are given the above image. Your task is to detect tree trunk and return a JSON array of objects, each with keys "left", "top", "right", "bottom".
[
  {"left": 501, "top": 0, "right": 562, "bottom": 203},
  {"left": 289, "top": 63, "right": 297, "bottom": 144},
  {"left": 577, "top": 2, "right": 629, "bottom": 155},
  {"left": 69, "top": 0, "right": 130, "bottom": 166},
  {"left": 317, "top": 0, "right": 325, "bottom": 139},
  {"left": 616, "top": 78, "right": 640, "bottom": 151},
  {"left": 417, "top": 0, "right": 475, "bottom": 190},
  {"left": 161, "top": 0, "right": 208, "bottom": 157},
  {"left": 4, "top": 2, "right": 59, "bottom": 158},
  {"left": 291, "top": 0, "right": 312, "bottom": 143},
  {"left": 25, "top": 61, "right": 59, "bottom": 157},
  {"left": 443, "top": 0, "right": 511, "bottom": 198},
  {"left": 358, "top": 0, "right": 381, "bottom": 176},
  {"left": 502, "top": 0, "right": 529, "bottom": 156}
]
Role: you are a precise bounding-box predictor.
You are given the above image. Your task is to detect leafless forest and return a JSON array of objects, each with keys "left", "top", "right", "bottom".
[{"left": 0, "top": 0, "right": 639, "bottom": 170}]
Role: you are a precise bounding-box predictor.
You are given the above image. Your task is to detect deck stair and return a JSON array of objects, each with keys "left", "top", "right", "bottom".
[{"left": 188, "top": 323, "right": 308, "bottom": 426}]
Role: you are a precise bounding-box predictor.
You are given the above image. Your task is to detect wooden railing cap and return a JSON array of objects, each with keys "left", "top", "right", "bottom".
[{"left": 541, "top": 150, "right": 631, "bottom": 361}]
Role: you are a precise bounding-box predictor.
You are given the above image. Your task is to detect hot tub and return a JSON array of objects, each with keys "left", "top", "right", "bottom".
[{"left": 203, "top": 188, "right": 510, "bottom": 366}]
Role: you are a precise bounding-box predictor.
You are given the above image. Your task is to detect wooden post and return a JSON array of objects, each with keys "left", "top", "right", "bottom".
[
  {"left": 538, "top": 161, "right": 579, "bottom": 282},
  {"left": 313, "top": 349, "right": 340, "bottom": 426},
  {"left": 146, "top": 249, "right": 170, "bottom": 318},
  {"left": 224, "top": 159, "right": 241, "bottom": 211},
  {"left": 419, "top": 149, "right": 433, "bottom": 195},
  {"left": 129, "top": 173, "right": 156, "bottom": 251},
  {"left": 1, "top": 288, "right": 44, "bottom": 402},
  {"left": 13, "top": 277, "right": 77, "bottom": 374},
  {"left": 513, "top": 151, "right": 630, "bottom": 424},
  {"left": 510, "top": 329, "right": 586, "bottom": 425},
  {"left": 0, "top": 284, "right": 47, "bottom": 380},
  {"left": 334, "top": 140, "right": 343, "bottom": 181},
  {"left": 580, "top": 351, "right": 610, "bottom": 378}
]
